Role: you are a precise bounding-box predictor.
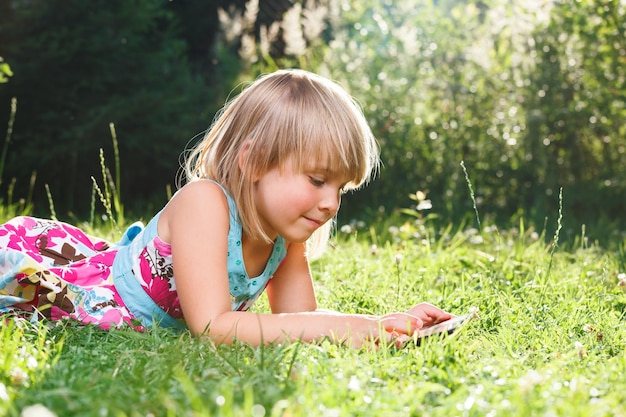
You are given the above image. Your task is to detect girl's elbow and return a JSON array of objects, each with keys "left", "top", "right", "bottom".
[
  {"left": 186, "top": 315, "right": 239, "bottom": 344},
  {"left": 187, "top": 321, "right": 211, "bottom": 337}
]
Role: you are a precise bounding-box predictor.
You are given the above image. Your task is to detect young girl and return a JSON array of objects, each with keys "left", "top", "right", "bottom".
[{"left": 0, "top": 69, "right": 452, "bottom": 347}]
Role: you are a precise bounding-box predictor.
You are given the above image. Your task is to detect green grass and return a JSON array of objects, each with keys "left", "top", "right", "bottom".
[{"left": 1, "top": 219, "right": 625, "bottom": 417}]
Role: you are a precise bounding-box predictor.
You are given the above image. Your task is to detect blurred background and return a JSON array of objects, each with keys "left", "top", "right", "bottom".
[{"left": 0, "top": 0, "right": 624, "bottom": 240}]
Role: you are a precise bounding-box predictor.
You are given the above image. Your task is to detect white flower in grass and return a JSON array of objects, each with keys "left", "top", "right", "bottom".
[
  {"left": 347, "top": 375, "right": 361, "bottom": 391},
  {"left": 416, "top": 199, "right": 432, "bottom": 211},
  {"left": 340, "top": 224, "right": 353, "bottom": 234},
  {"left": 618, "top": 273, "right": 626, "bottom": 287},
  {"left": 20, "top": 404, "right": 57, "bottom": 417},
  {"left": 10, "top": 367, "right": 28, "bottom": 385},
  {"left": 582, "top": 324, "right": 592, "bottom": 333},
  {"left": 518, "top": 369, "right": 543, "bottom": 391}
]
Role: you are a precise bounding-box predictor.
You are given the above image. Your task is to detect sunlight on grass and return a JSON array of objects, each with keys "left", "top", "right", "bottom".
[
  {"left": 3, "top": 216, "right": 624, "bottom": 416},
  {"left": 0, "top": 320, "right": 63, "bottom": 416}
]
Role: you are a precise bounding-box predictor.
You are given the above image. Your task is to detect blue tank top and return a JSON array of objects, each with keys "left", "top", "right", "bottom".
[{"left": 112, "top": 181, "right": 288, "bottom": 329}]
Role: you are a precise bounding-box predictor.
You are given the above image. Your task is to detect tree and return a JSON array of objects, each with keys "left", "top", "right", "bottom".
[{"left": 0, "top": 0, "right": 215, "bottom": 216}]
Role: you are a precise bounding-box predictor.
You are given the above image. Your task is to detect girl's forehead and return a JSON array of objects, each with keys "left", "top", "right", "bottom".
[
  {"left": 298, "top": 157, "right": 354, "bottom": 181},
  {"left": 273, "top": 144, "right": 364, "bottom": 185}
]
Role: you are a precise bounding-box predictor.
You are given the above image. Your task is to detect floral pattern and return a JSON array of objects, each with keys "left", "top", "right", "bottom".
[
  {"left": 1, "top": 195, "right": 286, "bottom": 330},
  {"left": 0, "top": 216, "right": 181, "bottom": 330}
]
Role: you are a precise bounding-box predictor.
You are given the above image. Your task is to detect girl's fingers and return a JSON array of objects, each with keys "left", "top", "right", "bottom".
[
  {"left": 406, "top": 303, "right": 454, "bottom": 325},
  {"left": 379, "top": 313, "right": 423, "bottom": 335},
  {"left": 380, "top": 330, "right": 411, "bottom": 348}
]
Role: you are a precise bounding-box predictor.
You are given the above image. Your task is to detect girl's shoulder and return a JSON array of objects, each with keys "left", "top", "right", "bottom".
[
  {"left": 158, "top": 180, "right": 231, "bottom": 243},
  {"left": 175, "top": 180, "right": 228, "bottom": 198}
]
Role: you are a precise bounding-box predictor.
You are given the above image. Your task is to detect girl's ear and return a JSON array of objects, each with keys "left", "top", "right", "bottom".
[{"left": 238, "top": 141, "right": 260, "bottom": 181}]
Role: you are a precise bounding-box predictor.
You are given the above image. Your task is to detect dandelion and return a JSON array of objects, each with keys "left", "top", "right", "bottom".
[
  {"left": 618, "top": 273, "right": 626, "bottom": 287},
  {"left": 394, "top": 253, "right": 403, "bottom": 266},
  {"left": 340, "top": 224, "right": 353, "bottom": 234}
]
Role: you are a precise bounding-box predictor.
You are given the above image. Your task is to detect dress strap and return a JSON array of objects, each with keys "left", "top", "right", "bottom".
[{"left": 201, "top": 179, "right": 240, "bottom": 224}]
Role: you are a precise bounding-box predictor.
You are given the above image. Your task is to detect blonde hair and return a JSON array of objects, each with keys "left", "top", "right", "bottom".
[{"left": 183, "top": 69, "right": 379, "bottom": 256}]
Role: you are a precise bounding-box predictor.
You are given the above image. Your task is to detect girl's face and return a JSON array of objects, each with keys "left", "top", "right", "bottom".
[{"left": 253, "top": 156, "right": 347, "bottom": 243}]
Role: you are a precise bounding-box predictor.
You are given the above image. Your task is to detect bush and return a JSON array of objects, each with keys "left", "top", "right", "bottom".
[{"left": 215, "top": 0, "right": 626, "bottom": 233}]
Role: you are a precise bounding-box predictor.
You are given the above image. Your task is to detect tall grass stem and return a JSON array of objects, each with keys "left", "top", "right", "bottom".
[
  {"left": 0, "top": 97, "right": 16, "bottom": 186},
  {"left": 45, "top": 184, "right": 57, "bottom": 220},
  {"left": 91, "top": 176, "right": 115, "bottom": 229},
  {"left": 460, "top": 160, "right": 481, "bottom": 231},
  {"left": 536, "top": 187, "right": 563, "bottom": 316},
  {"left": 547, "top": 187, "right": 563, "bottom": 274}
]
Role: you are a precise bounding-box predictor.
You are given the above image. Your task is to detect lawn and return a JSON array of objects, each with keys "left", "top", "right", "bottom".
[{"left": 1, "top": 217, "right": 625, "bottom": 416}]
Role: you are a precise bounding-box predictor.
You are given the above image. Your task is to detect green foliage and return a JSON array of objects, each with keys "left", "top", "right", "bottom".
[
  {"left": 0, "top": 319, "right": 64, "bottom": 416},
  {"left": 2, "top": 219, "right": 625, "bottom": 416},
  {"left": 0, "top": 57, "right": 12, "bottom": 83},
  {"left": 1, "top": 0, "right": 624, "bottom": 230},
  {"left": 0, "top": 0, "right": 219, "bottom": 216},
  {"left": 0, "top": 95, "right": 33, "bottom": 220},
  {"left": 523, "top": 0, "right": 626, "bottom": 223},
  {"left": 215, "top": 0, "right": 626, "bottom": 231}
]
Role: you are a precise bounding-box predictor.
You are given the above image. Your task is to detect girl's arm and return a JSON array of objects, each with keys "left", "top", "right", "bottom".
[
  {"left": 263, "top": 242, "right": 453, "bottom": 346},
  {"left": 264, "top": 241, "right": 317, "bottom": 313},
  {"left": 163, "top": 182, "right": 448, "bottom": 346}
]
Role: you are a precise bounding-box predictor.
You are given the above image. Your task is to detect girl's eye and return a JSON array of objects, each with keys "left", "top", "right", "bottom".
[{"left": 309, "top": 176, "right": 325, "bottom": 187}]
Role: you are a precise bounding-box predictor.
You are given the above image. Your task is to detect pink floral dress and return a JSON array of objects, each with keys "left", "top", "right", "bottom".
[
  {"left": 0, "top": 185, "right": 287, "bottom": 330},
  {"left": 0, "top": 216, "right": 179, "bottom": 330}
]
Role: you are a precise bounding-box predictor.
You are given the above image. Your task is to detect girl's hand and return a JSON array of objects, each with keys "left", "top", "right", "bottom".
[
  {"left": 332, "top": 313, "right": 422, "bottom": 349},
  {"left": 405, "top": 302, "right": 454, "bottom": 327},
  {"left": 379, "top": 312, "right": 424, "bottom": 335}
]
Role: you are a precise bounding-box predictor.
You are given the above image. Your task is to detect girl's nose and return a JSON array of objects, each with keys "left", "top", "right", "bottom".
[{"left": 320, "top": 188, "right": 341, "bottom": 213}]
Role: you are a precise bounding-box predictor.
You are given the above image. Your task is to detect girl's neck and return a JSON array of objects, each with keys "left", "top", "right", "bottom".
[{"left": 240, "top": 233, "right": 275, "bottom": 278}]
